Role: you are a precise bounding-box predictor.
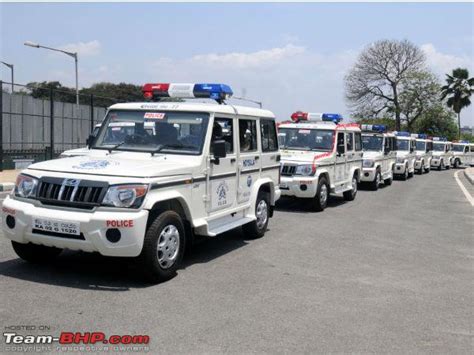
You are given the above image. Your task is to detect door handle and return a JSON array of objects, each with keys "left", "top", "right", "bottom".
[
  {"left": 255, "top": 156, "right": 260, "bottom": 160},
  {"left": 230, "top": 158, "right": 236, "bottom": 163}
]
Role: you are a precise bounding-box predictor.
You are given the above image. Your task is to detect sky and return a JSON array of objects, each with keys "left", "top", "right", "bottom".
[{"left": 1, "top": 2, "right": 473, "bottom": 125}]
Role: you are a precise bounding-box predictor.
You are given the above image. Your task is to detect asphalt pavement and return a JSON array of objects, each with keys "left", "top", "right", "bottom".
[{"left": 0, "top": 169, "right": 472, "bottom": 354}]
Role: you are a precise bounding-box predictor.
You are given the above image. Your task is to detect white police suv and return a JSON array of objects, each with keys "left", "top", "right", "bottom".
[
  {"left": 430, "top": 137, "right": 453, "bottom": 170},
  {"left": 451, "top": 141, "right": 470, "bottom": 168},
  {"left": 1, "top": 83, "right": 281, "bottom": 282},
  {"left": 360, "top": 124, "right": 396, "bottom": 190},
  {"left": 413, "top": 134, "right": 433, "bottom": 174},
  {"left": 394, "top": 132, "right": 416, "bottom": 180},
  {"left": 278, "top": 112, "right": 362, "bottom": 211}
]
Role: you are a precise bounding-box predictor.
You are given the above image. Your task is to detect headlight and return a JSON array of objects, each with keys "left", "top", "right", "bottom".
[
  {"left": 396, "top": 157, "right": 405, "bottom": 163},
  {"left": 295, "top": 164, "right": 315, "bottom": 176},
  {"left": 363, "top": 159, "right": 375, "bottom": 168},
  {"left": 102, "top": 184, "right": 148, "bottom": 208},
  {"left": 15, "top": 174, "right": 39, "bottom": 198}
]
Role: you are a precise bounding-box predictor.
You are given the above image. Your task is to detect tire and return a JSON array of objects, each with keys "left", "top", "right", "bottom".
[
  {"left": 243, "top": 191, "right": 270, "bottom": 239},
  {"left": 343, "top": 174, "right": 358, "bottom": 201},
  {"left": 311, "top": 176, "right": 329, "bottom": 212},
  {"left": 401, "top": 166, "right": 408, "bottom": 180},
  {"left": 12, "top": 241, "right": 62, "bottom": 263},
  {"left": 438, "top": 160, "right": 444, "bottom": 171},
  {"left": 370, "top": 169, "right": 381, "bottom": 191},
  {"left": 453, "top": 159, "right": 460, "bottom": 169},
  {"left": 417, "top": 161, "right": 424, "bottom": 174},
  {"left": 384, "top": 173, "right": 393, "bottom": 186},
  {"left": 138, "top": 210, "right": 186, "bottom": 283}
]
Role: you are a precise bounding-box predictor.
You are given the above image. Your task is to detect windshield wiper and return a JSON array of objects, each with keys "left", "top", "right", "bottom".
[
  {"left": 107, "top": 142, "right": 126, "bottom": 153},
  {"left": 150, "top": 143, "right": 196, "bottom": 156}
]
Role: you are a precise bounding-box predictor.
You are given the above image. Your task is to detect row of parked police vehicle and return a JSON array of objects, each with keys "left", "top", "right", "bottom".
[{"left": 2, "top": 83, "right": 474, "bottom": 282}]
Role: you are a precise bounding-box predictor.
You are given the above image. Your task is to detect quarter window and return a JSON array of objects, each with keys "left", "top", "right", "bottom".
[
  {"left": 354, "top": 132, "right": 362, "bottom": 151},
  {"left": 260, "top": 119, "right": 278, "bottom": 152},
  {"left": 239, "top": 119, "right": 257, "bottom": 152}
]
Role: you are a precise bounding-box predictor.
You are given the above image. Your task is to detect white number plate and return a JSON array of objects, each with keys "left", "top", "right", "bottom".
[{"left": 33, "top": 217, "right": 80, "bottom": 236}]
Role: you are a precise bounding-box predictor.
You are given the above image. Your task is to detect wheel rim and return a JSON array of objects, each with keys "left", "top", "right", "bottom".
[
  {"left": 320, "top": 184, "right": 328, "bottom": 205},
  {"left": 157, "top": 225, "right": 180, "bottom": 269},
  {"left": 352, "top": 177, "right": 357, "bottom": 194},
  {"left": 256, "top": 199, "right": 268, "bottom": 230}
]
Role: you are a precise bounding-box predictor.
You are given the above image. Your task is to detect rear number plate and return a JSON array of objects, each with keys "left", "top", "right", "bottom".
[{"left": 33, "top": 217, "right": 80, "bottom": 236}]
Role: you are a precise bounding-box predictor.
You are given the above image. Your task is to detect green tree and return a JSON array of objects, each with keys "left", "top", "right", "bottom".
[
  {"left": 411, "top": 104, "right": 458, "bottom": 140},
  {"left": 440, "top": 68, "right": 474, "bottom": 138},
  {"left": 26, "top": 81, "right": 76, "bottom": 102}
]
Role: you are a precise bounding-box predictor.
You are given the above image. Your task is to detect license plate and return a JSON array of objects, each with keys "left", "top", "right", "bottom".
[{"left": 33, "top": 217, "right": 80, "bottom": 236}]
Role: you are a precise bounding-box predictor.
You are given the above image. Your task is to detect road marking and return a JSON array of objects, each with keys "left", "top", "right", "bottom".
[{"left": 454, "top": 171, "right": 474, "bottom": 207}]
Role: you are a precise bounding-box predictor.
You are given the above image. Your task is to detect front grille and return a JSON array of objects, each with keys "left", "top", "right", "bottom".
[
  {"left": 281, "top": 165, "right": 297, "bottom": 176},
  {"left": 36, "top": 177, "right": 108, "bottom": 209}
]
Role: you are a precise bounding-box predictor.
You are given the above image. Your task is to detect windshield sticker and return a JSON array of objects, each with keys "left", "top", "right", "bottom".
[
  {"left": 144, "top": 112, "right": 165, "bottom": 119},
  {"left": 109, "top": 122, "right": 135, "bottom": 127},
  {"left": 72, "top": 160, "right": 119, "bottom": 170},
  {"left": 298, "top": 129, "right": 311, "bottom": 134}
]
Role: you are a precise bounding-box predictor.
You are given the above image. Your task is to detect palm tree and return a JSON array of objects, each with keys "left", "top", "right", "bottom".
[{"left": 440, "top": 68, "right": 474, "bottom": 138}]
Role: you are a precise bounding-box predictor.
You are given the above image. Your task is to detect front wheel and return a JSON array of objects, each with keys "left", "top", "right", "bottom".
[
  {"left": 343, "top": 174, "right": 358, "bottom": 201},
  {"left": 12, "top": 241, "right": 62, "bottom": 263},
  {"left": 370, "top": 170, "right": 381, "bottom": 191},
  {"left": 138, "top": 211, "right": 186, "bottom": 283},
  {"left": 243, "top": 191, "right": 270, "bottom": 239},
  {"left": 310, "top": 176, "right": 329, "bottom": 212}
]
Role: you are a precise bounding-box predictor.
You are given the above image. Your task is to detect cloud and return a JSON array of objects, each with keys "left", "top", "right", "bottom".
[
  {"left": 59, "top": 40, "right": 101, "bottom": 57},
  {"left": 149, "top": 44, "right": 357, "bottom": 120},
  {"left": 421, "top": 43, "right": 473, "bottom": 77}
]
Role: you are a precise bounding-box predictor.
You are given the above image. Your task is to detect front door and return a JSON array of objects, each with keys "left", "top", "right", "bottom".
[
  {"left": 208, "top": 117, "right": 238, "bottom": 214},
  {"left": 335, "top": 131, "right": 346, "bottom": 185}
]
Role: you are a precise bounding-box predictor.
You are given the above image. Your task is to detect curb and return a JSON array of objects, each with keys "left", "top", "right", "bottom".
[
  {"left": 0, "top": 183, "right": 14, "bottom": 192},
  {"left": 464, "top": 168, "right": 474, "bottom": 185}
]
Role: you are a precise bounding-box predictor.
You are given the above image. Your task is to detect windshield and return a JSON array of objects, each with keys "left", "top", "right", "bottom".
[
  {"left": 452, "top": 145, "right": 465, "bottom": 152},
  {"left": 396, "top": 139, "right": 409, "bottom": 151},
  {"left": 93, "top": 110, "right": 209, "bottom": 155},
  {"left": 433, "top": 143, "right": 445, "bottom": 151},
  {"left": 278, "top": 128, "right": 334, "bottom": 151},
  {"left": 415, "top": 141, "right": 426, "bottom": 151},
  {"left": 362, "top": 135, "right": 383, "bottom": 151}
]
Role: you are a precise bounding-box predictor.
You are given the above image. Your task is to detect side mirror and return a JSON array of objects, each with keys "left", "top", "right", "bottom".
[
  {"left": 86, "top": 134, "right": 95, "bottom": 149},
  {"left": 211, "top": 140, "right": 227, "bottom": 164}
]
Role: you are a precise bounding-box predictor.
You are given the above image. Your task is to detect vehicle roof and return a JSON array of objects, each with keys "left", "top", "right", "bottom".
[
  {"left": 415, "top": 138, "right": 432, "bottom": 142},
  {"left": 452, "top": 142, "right": 468, "bottom": 145},
  {"left": 361, "top": 131, "right": 395, "bottom": 137},
  {"left": 108, "top": 102, "right": 275, "bottom": 119},
  {"left": 278, "top": 121, "right": 360, "bottom": 131}
]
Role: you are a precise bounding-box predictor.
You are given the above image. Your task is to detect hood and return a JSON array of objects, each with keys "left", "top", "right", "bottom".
[
  {"left": 396, "top": 151, "right": 410, "bottom": 158},
  {"left": 281, "top": 149, "right": 333, "bottom": 165},
  {"left": 362, "top": 151, "right": 382, "bottom": 160},
  {"left": 27, "top": 152, "right": 199, "bottom": 178}
]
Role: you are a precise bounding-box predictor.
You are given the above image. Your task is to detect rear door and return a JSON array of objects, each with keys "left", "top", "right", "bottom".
[
  {"left": 237, "top": 118, "right": 260, "bottom": 205},
  {"left": 335, "top": 131, "right": 346, "bottom": 185},
  {"left": 260, "top": 118, "right": 280, "bottom": 187}
]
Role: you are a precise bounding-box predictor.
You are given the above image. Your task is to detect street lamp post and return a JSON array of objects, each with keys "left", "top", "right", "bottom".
[
  {"left": 1, "top": 61, "right": 14, "bottom": 93},
  {"left": 24, "top": 41, "right": 79, "bottom": 108}
]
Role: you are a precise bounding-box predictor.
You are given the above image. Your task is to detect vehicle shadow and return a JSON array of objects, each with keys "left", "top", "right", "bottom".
[
  {"left": 275, "top": 194, "right": 348, "bottom": 213},
  {"left": 0, "top": 230, "right": 249, "bottom": 291}
]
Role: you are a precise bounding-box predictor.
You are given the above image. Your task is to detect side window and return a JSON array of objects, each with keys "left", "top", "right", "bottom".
[
  {"left": 384, "top": 137, "right": 390, "bottom": 152},
  {"left": 471, "top": 145, "right": 474, "bottom": 152},
  {"left": 260, "top": 119, "right": 278, "bottom": 152},
  {"left": 427, "top": 141, "right": 432, "bottom": 152},
  {"left": 465, "top": 146, "right": 469, "bottom": 153},
  {"left": 337, "top": 132, "right": 345, "bottom": 154},
  {"left": 212, "top": 117, "right": 234, "bottom": 154},
  {"left": 354, "top": 132, "right": 362, "bottom": 151},
  {"left": 239, "top": 119, "right": 257, "bottom": 152},
  {"left": 346, "top": 132, "right": 354, "bottom": 151}
]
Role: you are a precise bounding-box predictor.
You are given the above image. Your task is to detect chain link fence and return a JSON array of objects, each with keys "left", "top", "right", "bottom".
[{"left": 0, "top": 81, "right": 122, "bottom": 170}]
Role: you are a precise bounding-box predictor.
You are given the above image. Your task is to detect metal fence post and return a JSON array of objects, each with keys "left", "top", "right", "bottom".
[
  {"left": 50, "top": 88, "right": 54, "bottom": 159},
  {"left": 90, "top": 94, "right": 94, "bottom": 133},
  {"left": 0, "top": 81, "right": 3, "bottom": 171}
]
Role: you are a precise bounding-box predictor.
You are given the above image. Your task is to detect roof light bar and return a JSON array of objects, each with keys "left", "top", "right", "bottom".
[
  {"left": 432, "top": 136, "right": 447, "bottom": 142},
  {"left": 361, "top": 124, "right": 387, "bottom": 133},
  {"left": 290, "top": 111, "right": 343, "bottom": 123},
  {"left": 142, "top": 83, "right": 233, "bottom": 104},
  {"left": 395, "top": 131, "right": 411, "bottom": 137}
]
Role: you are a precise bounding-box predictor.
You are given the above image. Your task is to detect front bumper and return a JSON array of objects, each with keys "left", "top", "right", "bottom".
[
  {"left": 394, "top": 163, "right": 407, "bottom": 174},
  {"left": 280, "top": 176, "right": 319, "bottom": 198},
  {"left": 360, "top": 167, "right": 376, "bottom": 182},
  {"left": 1, "top": 197, "right": 149, "bottom": 257}
]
